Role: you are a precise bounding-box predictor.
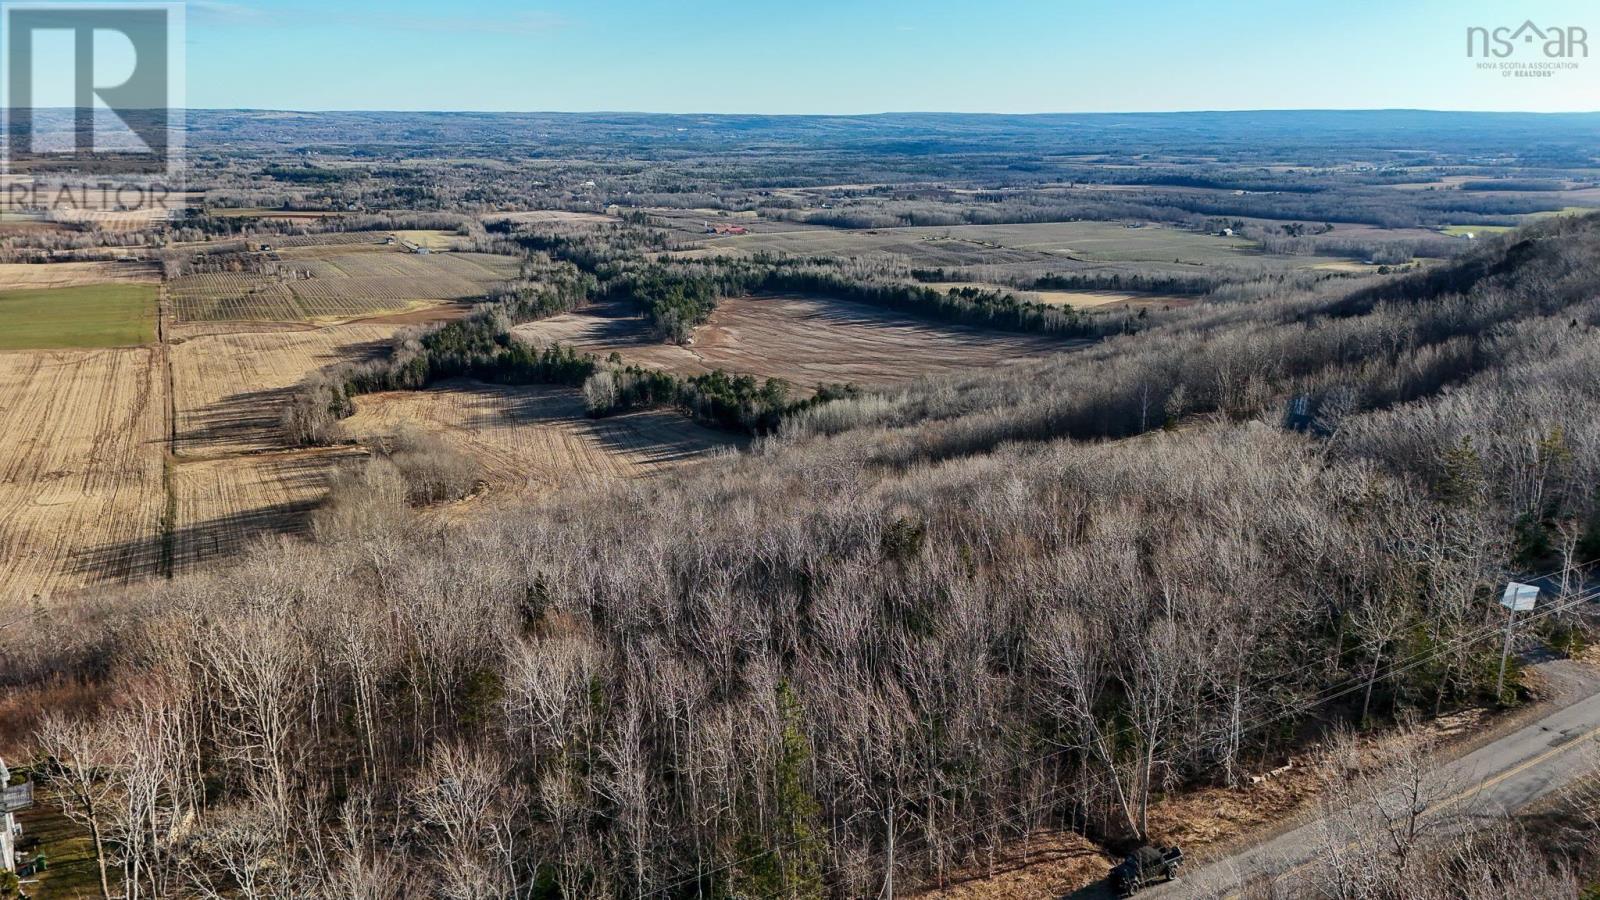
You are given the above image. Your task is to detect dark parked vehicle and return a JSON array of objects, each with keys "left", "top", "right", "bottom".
[{"left": 1109, "top": 845, "right": 1184, "bottom": 897}]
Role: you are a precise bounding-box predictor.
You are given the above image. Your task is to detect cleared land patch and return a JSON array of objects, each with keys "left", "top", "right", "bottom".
[
  {"left": 0, "top": 283, "right": 158, "bottom": 350},
  {"left": 0, "top": 348, "right": 166, "bottom": 609},
  {"left": 514, "top": 295, "right": 1076, "bottom": 389},
  {"left": 392, "top": 229, "right": 467, "bottom": 250},
  {"left": 341, "top": 380, "right": 737, "bottom": 496}
]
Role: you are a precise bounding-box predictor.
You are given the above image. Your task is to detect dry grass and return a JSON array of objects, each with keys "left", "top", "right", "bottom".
[
  {"left": 910, "top": 831, "right": 1115, "bottom": 900},
  {"left": 0, "top": 315, "right": 456, "bottom": 597},
  {"left": 0, "top": 348, "right": 166, "bottom": 610},
  {"left": 1144, "top": 765, "right": 1322, "bottom": 858},
  {"left": 513, "top": 295, "right": 1077, "bottom": 390},
  {"left": 50, "top": 208, "right": 175, "bottom": 231},
  {"left": 341, "top": 380, "right": 738, "bottom": 499}
]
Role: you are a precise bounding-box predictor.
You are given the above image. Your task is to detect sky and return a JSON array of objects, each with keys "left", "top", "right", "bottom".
[{"left": 177, "top": 0, "right": 1600, "bottom": 113}]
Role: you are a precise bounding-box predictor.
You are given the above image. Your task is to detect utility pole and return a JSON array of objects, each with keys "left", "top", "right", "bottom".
[
  {"left": 1495, "top": 607, "right": 1517, "bottom": 702},
  {"left": 1497, "top": 583, "right": 1540, "bottom": 702}
]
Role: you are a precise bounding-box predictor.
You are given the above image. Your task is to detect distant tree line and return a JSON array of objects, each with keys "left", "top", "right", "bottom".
[
  {"left": 1012, "top": 269, "right": 1219, "bottom": 295},
  {"left": 261, "top": 164, "right": 362, "bottom": 185},
  {"left": 1459, "top": 179, "right": 1566, "bottom": 192}
]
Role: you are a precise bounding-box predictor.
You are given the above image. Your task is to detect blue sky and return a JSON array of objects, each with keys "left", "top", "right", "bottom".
[{"left": 183, "top": 0, "right": 1600, "bottom": 112}]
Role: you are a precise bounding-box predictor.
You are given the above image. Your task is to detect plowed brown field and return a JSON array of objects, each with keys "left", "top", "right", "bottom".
[
  {"left": 513, "top": 295, "right": 1076, "bottom": 389},
  {"left": 0, "top": 348, "right": 166, "bottom": 608}
]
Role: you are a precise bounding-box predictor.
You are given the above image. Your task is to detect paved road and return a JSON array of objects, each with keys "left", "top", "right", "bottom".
[{"left": 1142, "top": 659, "right": 1600, "bottom": 899}]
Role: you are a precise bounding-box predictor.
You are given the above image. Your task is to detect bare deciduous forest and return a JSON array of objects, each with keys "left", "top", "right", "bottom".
[{"left": 3, "top": 109, "right": 1600, "bottom": 899}]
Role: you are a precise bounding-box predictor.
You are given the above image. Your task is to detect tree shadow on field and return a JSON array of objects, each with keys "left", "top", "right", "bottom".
[
  {"left": 67, "top": 498, "right": 320, "bottom": 585},
  {"left": 575, "top": 298, "right": 661, "bottom": 346},
  {"left": 175, "top": 385, "right": 295, "bottom": 453},
  {"left": 68, "top": 452, "right": 341, "bottom": 584},
  {"left": 170, "top": 498, "right": 322, "bottom": 571},
  {"left": 586, "top": 409, "right": 744, "bottom": 468},
  {"left": 471, "top": 379, "right": 741, "bottom": 470},
  {"left": 516, "top": 298, "right": 661, "bottom": 351}
]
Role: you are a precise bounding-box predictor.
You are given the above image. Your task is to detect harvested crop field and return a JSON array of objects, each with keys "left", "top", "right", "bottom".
[
  {"left": 0, "top": 261, "right": 159, "bottom": 289},
  {"left": 0, "top": 348, "right": 166, "bottom": 609},
  {"left": 168, "top": 245, "right": 518, "bottom": 323},
  {"left": 171, "top": 324, "right": 402, "bottom": 456},
  {"left": 342, "top": 380, "right": 737, "bottom": 496},
  {"left": 514, "top": 295, "right": 1077, "bottom": 389}
]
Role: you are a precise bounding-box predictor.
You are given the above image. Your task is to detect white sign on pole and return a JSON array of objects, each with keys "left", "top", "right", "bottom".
[{"left": 1501, "top": 582, "right": 1539, "bottom": 612}]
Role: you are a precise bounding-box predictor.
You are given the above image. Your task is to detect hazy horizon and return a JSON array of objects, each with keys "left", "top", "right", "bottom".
[
  {"left": 179, "top": 0, "right": 1598, "bottom": 114},
  {"left": 34, "top": 107, "right": 1596, "bottom": 117}
]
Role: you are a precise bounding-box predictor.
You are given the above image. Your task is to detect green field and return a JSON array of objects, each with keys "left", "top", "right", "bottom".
[
  {"left": 1441, "top": 208, "right": 1598, "bottom": 238},
  {"left": 1529, "top": 206, "right": 1598, "bottom": 221},
  {"left": 0, "top": 283, "right": 158, "bottom": 350},
  {"left": 1439, "top": 224, "right": 1514, "bottom": 237}
]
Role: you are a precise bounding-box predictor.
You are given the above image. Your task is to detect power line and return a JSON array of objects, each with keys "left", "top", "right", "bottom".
[
  {"left": 806, "top": 579, "right": 1600, "bottom": 898},
  {"left": 647, "top": 565, "right": 1593, "bottom": 897}
]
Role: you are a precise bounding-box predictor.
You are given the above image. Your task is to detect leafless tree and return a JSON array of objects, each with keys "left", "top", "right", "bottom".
[{"left": 35, "top": 714, "right": 117, "bottom": 900}]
